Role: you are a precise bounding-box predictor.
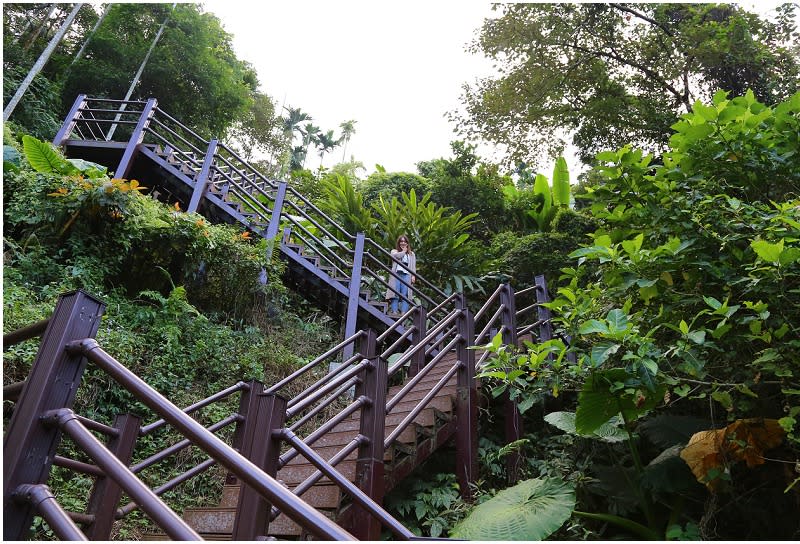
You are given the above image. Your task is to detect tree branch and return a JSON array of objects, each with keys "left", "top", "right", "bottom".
[{"left": 609, "top": 3, "right": 674, "bottom": 37}]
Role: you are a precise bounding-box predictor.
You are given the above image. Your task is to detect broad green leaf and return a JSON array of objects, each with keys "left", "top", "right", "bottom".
[
  {"left": 606, "top": 309, "right": 628, "bottom": 332},
  {"left": 450, "top": 478, "right": 575, "bottom": 541},
  {"left": 779, "top": 247, "right": 800, "bottom": 266},
  {"left": 687, "top": 330, "right": 706, "bottom": 345},
  {"left": 579, "top": 319, "right": 609, "bottom": 335},
  {"left": 66, "top": 158, "right": 108, "bottom": 178},
  {"left": 577, "top": 369, "right": 666, "bottom": 434},
  {"left": 491, "top": 331, "right": 503, "bottom": 350},
  {"left": 590, "top": 342, "right": 620, "bottom": 367},
  {"left": 531, "top": 173, "right": 552, "bottom": 231},
  {"left": 3, "top": 145, "right": 20, "bottom": 172},
  {"left": 639, "top": 283, "right": 658, "bottom": 304},
  {"left": 679, "top": 320, "right": 689, "bottom": 335},
  {"left": 735, "top": 384, "right": 758, "bottom": 398},
  {"left": 693, "top": 102, "right": 718, "bottom": 121},
  {"left": 551, "top": 156, "right": 570, "bottom": 208},
  {"left": 750, "top": 238, "right": 784, "bottom": 264},
  {"left": 621, "top": 233, "right": 644, "bottom": 256},
  {"left": 22, "top": 135, "right": 73, "bottom": 175},
  {"left": 593, "top": 234, "right": 613, "bottom": 248},
  {"left": 711, "top": 390, "right": 732, "bottom": 409},
  {"left": 544, "top": 411, "right": 628, "bottom": 442}
]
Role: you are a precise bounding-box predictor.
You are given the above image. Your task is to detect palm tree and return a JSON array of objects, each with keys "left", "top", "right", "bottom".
[
  {"left": 339, "top": 119, "right": 357, "bottom": 162},
  {"left": 299, "top": 122, "right": 320, "bottom": 168},
  {"left": 316, "top": 129, "right": 340, "bottom": 168},
  {"left": 282, "top": 106, "right": 312, "bottom": 147},
  {"left": 281, "top": 106, "right": 312, "bottom": 171}
]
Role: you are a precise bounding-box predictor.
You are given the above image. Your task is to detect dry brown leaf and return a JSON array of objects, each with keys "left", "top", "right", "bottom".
[{"left": 679, "top": 418, "right": 785, "bottom": 491}]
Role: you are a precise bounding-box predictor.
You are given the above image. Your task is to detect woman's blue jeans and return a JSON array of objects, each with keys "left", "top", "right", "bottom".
[{"left": 391, "top": 272, "right": 410, "bottom": 314}]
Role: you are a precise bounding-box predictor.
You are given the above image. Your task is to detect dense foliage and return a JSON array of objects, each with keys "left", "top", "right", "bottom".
[
  {"left": 2, "top": 130, "right": 336, "bottom": 538},
  {"left": 5, "top": 3, "right": 800, "bottom": 540},
  {"left": 452, "top": 3, "right": 800, "bottom": 167},
  {"left": 478, "top": 90, "right": 800, "bottom": 539}
]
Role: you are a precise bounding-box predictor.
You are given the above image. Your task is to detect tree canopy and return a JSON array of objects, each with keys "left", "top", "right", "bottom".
[
  {"left": 451, "top": 3, "right": 800, "bottom": 167},
  {"left": 60, "top": 3, "right": 258, "bottom": 136}
]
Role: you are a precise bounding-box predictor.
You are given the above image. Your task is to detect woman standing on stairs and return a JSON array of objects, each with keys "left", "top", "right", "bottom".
[{"left": 385, "top": 235, "right": 416, "bottom": 316}]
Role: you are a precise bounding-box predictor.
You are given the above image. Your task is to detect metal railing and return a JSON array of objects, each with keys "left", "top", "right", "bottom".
[
  {"left": 39, "top": 94, "right": 574, "bottom": 538},
  {"left": 3, "top": 291, "right": 431, "bottom": 541},
  {"left": 52, "top": 96, "right": 451, "bottom": 335}
]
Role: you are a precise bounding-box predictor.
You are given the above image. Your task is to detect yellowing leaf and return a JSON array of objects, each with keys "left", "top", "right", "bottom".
[{"left": 680, "top": 418, "right": 785, "bottom": 491}]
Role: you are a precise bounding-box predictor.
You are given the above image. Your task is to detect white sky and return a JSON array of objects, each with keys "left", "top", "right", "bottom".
[
  {"left": 202, "top": 0, "right": 497, "bottom": 175},
  {"left": 202, "top": 1, "right": 793, "bottom": 176}
]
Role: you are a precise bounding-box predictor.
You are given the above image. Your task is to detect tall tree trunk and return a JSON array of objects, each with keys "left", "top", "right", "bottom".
[
  {"left": 4, "top": 3, "right": 84, "bottom": 122},
  {"left": 21, "top": 3, "right": 58, "bottom": 53},
  {"left": 106, "top": 3, "right": 176, "bottom": 140},
  {"left": 71, "top": 3, "right": 111, "bottom": 66}
]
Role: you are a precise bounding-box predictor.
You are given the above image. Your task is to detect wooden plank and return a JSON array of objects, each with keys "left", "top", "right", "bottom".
[{"left": 276, "top": 459, "right": 357, "bottom": 484}]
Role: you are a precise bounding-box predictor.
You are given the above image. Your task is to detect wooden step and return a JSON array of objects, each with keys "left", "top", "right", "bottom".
[
  {"left": 387, "top": 384, "right": 457, "bottom": 404},
  {"left": 277, "top": 459, "right": 357, "bottom": 485},
  {"left": 270, "top": 509, "right": 337, "bottom": 537},
  {"left": 386, "top": 394, "right": 453, "bottom": 416}
]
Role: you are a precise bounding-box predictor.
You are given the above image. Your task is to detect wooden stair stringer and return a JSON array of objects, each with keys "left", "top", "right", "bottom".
[{"left": 175, "top": 353, "right": 464, "bottom": 539}]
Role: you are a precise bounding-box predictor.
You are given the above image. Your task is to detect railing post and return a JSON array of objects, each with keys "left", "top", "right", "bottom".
[
  {"left": 3, "top": 290, "right": 105, "bottom": 541},
  {"left": 114, "top": 97, "right": 157, "bottom": 179},
  {"left": 500, "top": 283, "right": 523, "bottom": 484},
  {"left": 187, "top": 138, "right": 218, "bottom": 213},
  {"left": 265, "top": 181, "right": 288, "bottom": 241},
  {"left": 351, "top": 329, "right": 386, "bottom": 540},
  {"left": 342, "top": 232, "right": 365, "bottom": 362},
  {"left": 454, "top": 293, "right": 477, "bottom": 501},
  {"left": 408, "top": 306, "right": 428, "bottom": 377},
  {"left": 84, "top": 413, "right": 141, "bottom": 540},
  {"left": 231, "top": 381, "right": 286, "bottom": 541},
  {"left": 52, "top": 94, "right": 87, "bottom": 147},
  {"left": 534, "top": 275, "right": 553, "bottom": 342},
  {"left": 259, "top": 181, "right": 287, "bottom": 287},
  {"left": 232, "top": 383, "right": 287, "bottom": 541}
]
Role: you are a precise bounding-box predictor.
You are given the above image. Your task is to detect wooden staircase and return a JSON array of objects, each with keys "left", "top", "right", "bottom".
[
  {"left": 41, "top": 97, "right": 561, "bottom": 540},
  {"left": 142, "top": 350, "right": 461, "bottom": 539}
]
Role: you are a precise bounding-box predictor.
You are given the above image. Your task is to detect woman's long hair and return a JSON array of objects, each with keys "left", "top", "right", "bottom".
[{"left": 395, "top": 235, "right": 413, "bottom": 254}]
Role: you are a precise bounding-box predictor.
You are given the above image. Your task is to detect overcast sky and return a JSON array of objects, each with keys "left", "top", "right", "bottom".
[
  {"left": 202, "top": 1, "right": 792, "bottom": 176},
  {"left": 203, "top": 1, "right": 497, "bottom": 174}
]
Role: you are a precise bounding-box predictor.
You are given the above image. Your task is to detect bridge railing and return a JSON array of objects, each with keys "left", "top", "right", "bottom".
[
  {"left": 3, "top": 291, "right": 429, "bottom": 541},
  {"left": 54, "top": 95, "right": 452, "bottom": 331}
]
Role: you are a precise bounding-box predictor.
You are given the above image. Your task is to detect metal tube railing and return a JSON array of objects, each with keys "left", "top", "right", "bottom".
[
  {"left": 66, "top": 338, "right": 354, "bottom": 540},
  {"left": 274, "top": 438, "right": 363, "bottom": 515},
  {"left": 43, "top": 408, "right": 201, "bottom": 540},
  {"left": 286, "top": 360, "right": 369, "bottom": 418},
  {"left": 279, "top": 429, "right": 415, "bottom": 540},
  {"left": 52, "top": 455, "right": 104, "bottom": 477},
  {"left": 286, "top": 352, "right": 362, "bottom": 410},
  {"left": 266, "top": 331, "right": 363, "bottom": 393},
  {"left": 12, "top": 484, "right": 88, "bottom": 541},
  {"left": 288, "top": 378, "right": 361, "bottom": 433},
  {"left": 386, "top": 335, "right": 462, "bottom": 412},
  {"left": 141, "top": 381, "right": 249, "bottom": 435},
  {"left": 474, "top": 304, "right": 507, "bottom": 345},
  {"left": 472, "top": 284, "right": 505, "bottom": 322},
  {"left": 3, "top": 318, "right": 50, "bottom": 346},
  {"left": 132, "top": 414, "right": 241, "bottom": 473},
  {"left": 118, "top": 457, "right": 217, "bottom": 518},
  {"left": 387, "top": 314, "right": 461, "bottom": 376},
  {"left": 280, "top": 397, "right": 366, "bottom": 468},
  {"left": 379, "top": 325, "right": 416, "bottom": 359},
  {"left": 384, "top": 362, "right": 461, "bottom": 448}
]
